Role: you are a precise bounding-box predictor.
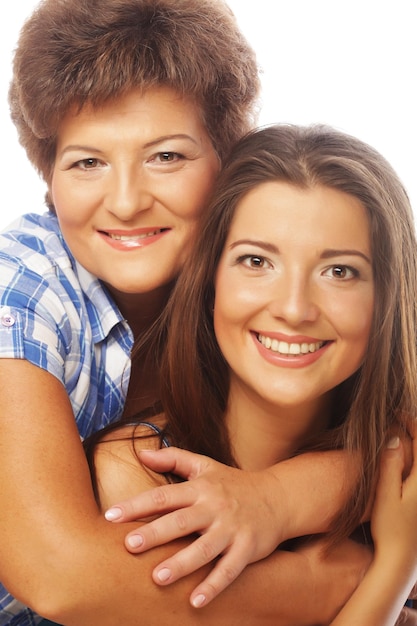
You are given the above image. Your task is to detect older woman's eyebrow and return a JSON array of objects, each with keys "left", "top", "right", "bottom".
[
  {"left": 57, "top": 145, "right": 105, "bottom": 158},
  {"left": 57, "top": 134, "right": 198, "bottom": 158},
  {"left": 143, "top": 134, "right": 198, "bottom": 148}
]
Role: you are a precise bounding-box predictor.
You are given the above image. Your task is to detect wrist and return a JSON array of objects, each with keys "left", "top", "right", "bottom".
[
  {"left": 373, "top": 544, "right": 417, "bottom": 587},
  {"left": 263, "top": 459, "right": 320, "bottom": 540},
  {"left": 258, "top": 466, "right": 291, "bottom": 545},
  {"left": 301, "top": 537, "right": 372, "bottom": 624}
]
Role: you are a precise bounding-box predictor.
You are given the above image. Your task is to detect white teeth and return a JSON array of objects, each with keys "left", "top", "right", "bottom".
[
  {"left": 258, "top": 334, "right": 325, "bottom": 356},
  {"left": 109, "top": 230, "right": 162, "bottom": 241}
]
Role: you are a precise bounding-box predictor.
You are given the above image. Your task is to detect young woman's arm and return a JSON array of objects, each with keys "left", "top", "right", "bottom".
[
  {"left": 331, "top": 434, "right": 417, "bottom": 626},
  {"left": 0, "top": 359, "right": 370, "bottom": 626}
]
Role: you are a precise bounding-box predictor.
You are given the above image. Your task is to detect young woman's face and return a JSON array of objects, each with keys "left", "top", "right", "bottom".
[
  {"left": 51, "top": 86, "right": 220, "bottom": 299},
  {"left": 214, "top": 181, "right": 374, "bottom": 414}
]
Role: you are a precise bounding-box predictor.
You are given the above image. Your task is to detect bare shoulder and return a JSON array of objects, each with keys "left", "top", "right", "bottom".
[{"left": 93, "top": 416, "right": 168, "bottom": 512}]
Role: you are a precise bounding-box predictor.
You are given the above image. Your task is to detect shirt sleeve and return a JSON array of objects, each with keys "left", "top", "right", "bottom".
[{"left": 0, "top": 255, "right": 74, "bottom": 384}]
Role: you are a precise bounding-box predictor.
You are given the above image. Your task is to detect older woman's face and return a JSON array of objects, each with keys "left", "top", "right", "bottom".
[
  {"left": 50, "top": 86, "right": 220, "bottom": 299},
  {"left": 214, "top": 181, "right": 374, "bottom": 422}
]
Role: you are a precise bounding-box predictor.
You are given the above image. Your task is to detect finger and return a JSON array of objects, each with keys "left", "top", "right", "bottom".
[
  {"left": 408, "top": 423, "right": 417, "bottom": 478},
  {"left": 401, "top": 423, "right": 417, "bottom": 492},
  {"left": 139, "top": 447, "right": 212, "bottom": 480},
  {"left": 408, "top": 420, "right": 417, "bottom": 440},
  {"left": 189, "top": 540, "right": 253, "bottom": 608},
  {"left": 104, "top": 481, "right": 197, "bottom": 522},
  {"left": 151, "top": 530, "right": 232, "bottom": 587},
  {"left": 377, "top": 438, "right": 404, "bottom": 501},
  {"left": 125, "top": 503, "right": 217, "bottom": 552}
]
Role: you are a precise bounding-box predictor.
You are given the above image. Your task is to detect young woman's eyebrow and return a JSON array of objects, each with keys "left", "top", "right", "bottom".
[
  {"left": 320, "top": 249, "right": 372, "bottom": 264},
  {"left": 229, "top": 241, "right": 371, "bottom": 265},
  {"left": 228, "top": 239, "right": 279, "bottom": 254}
]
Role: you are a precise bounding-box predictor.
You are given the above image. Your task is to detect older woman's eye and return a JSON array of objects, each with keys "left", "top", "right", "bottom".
[
  {"left": 156, "top": 152, "right": 183, "bottom": 162},
  {"left": 75, "top": 158, "right": 101, "bottom": 170}
]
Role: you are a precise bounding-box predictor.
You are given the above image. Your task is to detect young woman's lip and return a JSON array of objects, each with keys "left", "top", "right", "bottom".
[
  {"left": 252, "top": 331, "right": 332, "bottom": 367},
  {"left": 255, "top": 331, "right": 325, "bottom": 344}
]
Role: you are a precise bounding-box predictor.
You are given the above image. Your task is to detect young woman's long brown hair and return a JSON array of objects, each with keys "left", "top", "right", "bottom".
[{"left": 157, "top": 124, "right": 417, "bottom": 539}]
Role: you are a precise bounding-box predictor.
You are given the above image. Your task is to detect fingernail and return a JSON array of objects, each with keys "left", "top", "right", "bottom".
[
  {"left": 126, "top": 534, "right": 144, "bottom": 549},
  {"left": 192, "top": 594, "right": 206, "bottom": 608},
  {"left": 387, "top": 436, "right": 400, "bottom": 449},
  {"left": 104, "top": 507, "right": 123, "bottom": 521},
  {"left": 156, "top": 567, "right": 171, "bottom": 582}
]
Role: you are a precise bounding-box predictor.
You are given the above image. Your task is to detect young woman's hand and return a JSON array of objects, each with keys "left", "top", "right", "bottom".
[
  {"left": 104, "top": 447, "right": 287, "bottom": 607},
  {"left": 330, "top": 424, "right": 417, "bottom": 626},
  {"left": 371, "top": 426, "right": 417, "bottom": 577}
]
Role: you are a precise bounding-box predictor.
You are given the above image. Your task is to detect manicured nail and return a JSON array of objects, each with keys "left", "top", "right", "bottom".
[
  {"left": 126, "top": 534, "right": 144, "bottom": 549},
  {"left": 192, "top": 594, "right": 206, "bottom": 608},
  {"left": 104, "top": 507, "right": 123, "bottom": 521},
  {"left": 156, "top": 567, "right": 172, "bottom": 582},
  {"left": 387, "top": 436, "right": 400, "bottom": 449}
]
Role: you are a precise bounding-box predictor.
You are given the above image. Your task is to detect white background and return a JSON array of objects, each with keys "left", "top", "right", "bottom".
[{"left": 1, "top": 1, "right": 416, "bottom": 230}]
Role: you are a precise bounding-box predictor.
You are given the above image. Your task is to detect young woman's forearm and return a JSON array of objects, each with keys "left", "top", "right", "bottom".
[{"left": 330, "top": 557, "right": 413, "bottom": 626}]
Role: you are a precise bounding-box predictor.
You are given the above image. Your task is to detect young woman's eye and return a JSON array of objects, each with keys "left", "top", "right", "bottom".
[
  {"left": 238, "top": 255, "right": 271, "bottom": 270},
  {"left": 324, "top": 265, "right": 359, "bottom": 280}
]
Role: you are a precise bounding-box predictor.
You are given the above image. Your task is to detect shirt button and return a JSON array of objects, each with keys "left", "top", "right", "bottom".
[{"left": 0, "top": 310, "right": 16, "bottom": 327}]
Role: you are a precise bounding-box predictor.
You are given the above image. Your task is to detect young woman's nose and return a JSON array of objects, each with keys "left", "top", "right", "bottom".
[
  {"left": 105, "top": 167, "right": 153, "bottom": 220},
  {"left": 268, "top": 274, "right": 319, "bottom": 326}
]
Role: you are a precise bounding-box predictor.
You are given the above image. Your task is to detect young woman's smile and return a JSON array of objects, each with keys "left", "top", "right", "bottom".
[
  {"left": 254, "top": 330, "right": 331, "bottom": 368},
  {"left": 51, "top": 86, "right": 220, "bottom": 301},
  {"left": 214, "top": 181, "right": 374, "bottom": 417}
]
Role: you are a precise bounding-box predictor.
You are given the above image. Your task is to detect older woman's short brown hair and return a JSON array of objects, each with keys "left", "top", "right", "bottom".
[{"left": 10, "top": 0, "right": 260, "bottom": 186}]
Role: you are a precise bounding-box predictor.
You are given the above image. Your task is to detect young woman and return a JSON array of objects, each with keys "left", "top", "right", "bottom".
[
  {"left": 87, "top": 124, "right": 417, "bottom": 624},
  {"left": 0, "top": 2, "right": 368, "bottom": 625}
]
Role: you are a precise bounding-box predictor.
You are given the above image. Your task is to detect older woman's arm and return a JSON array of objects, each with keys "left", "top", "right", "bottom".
[
  {"left": 106, "top": 445, "right": 357, "bottom": 605},
  {"left": 0, "top": 360, "right": 368, "bottom": 626}
]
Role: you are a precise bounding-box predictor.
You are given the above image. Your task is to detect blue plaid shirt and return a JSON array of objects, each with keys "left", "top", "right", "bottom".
[{"left": 0, "top": 212, "right": 134, "bottom": 625}]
